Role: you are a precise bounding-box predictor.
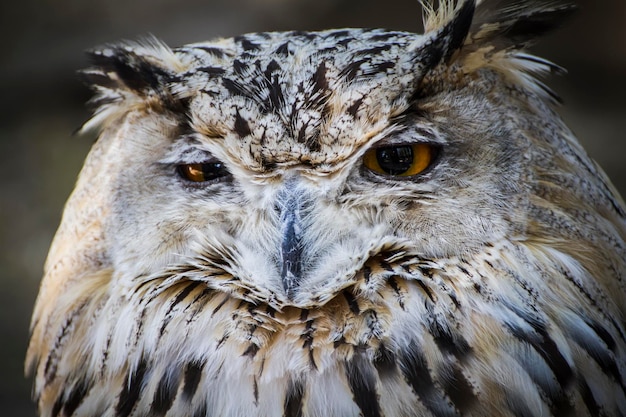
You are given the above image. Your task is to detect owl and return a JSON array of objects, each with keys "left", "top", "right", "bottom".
[{"left": 26, "top": 0, "right": 626, "bottom": 416}]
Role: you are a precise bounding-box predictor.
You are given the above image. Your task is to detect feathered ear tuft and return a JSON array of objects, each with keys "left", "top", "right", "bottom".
[
  {"left": 419, "top": 0, "right": 576, "bottom": 64},
  {"left": 419, "top": 0, "right": 476, "bottom": 33},
  {"left": 78, "top": 37, "right": 188, "bottom": 133},
  {"left": 467, "top": 1, "right": 576, "bottom": 101},
  {"left": 418, "top": 0, "right": 576, "bottom": 102},
  {"left": 418, "top": 0, "right": 476, "bottom": 68},
  {"left": 469, "top": 1, "right": 577, "bottom": 49}
]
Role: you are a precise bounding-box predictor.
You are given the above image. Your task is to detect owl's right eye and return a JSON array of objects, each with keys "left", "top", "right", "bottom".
[
  {"left": 363, "top": 143, "right": 436, "bottom": 177},
  {"left": 177, "top": 162, "right": 229, "bottom": 182}
]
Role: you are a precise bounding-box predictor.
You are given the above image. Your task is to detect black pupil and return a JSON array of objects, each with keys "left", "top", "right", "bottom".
[
  {"left": 200, "top": 163, "right": 228, "bottom": 181},
  {"left": 376, "top": 146, "right": 414, "bottom": 175}
]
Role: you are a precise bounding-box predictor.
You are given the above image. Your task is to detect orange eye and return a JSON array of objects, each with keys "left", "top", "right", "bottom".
[
  {"left": 363, "top": 143, "right": 435, "bottom": 177},
  {"left": 177, "top": 162, "right": 229, "bottom": 182}
]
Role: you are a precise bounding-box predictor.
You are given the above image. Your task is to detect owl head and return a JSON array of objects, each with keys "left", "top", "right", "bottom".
[
  {"left": 27, "top": 1, "right": 626, "bottom": 416},
  {"left": 45, "top": 0, "right": 584, "bottom": 305}
]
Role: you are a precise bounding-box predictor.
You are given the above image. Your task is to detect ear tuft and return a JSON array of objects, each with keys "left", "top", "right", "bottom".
[
  {"left": 417, "top": 1, "right": 576, "bottom": 103},
  {"left": 470, "top": 1, "right": 577, "bottom": 48},
  {"left": 419, "top": 0, "right": 477, "bottom": 68},
  {"left": 84, "top": 47, "right": 171, "bottom": 93},
  {"left": 78, "top": 37, "right": 187, "bottom": 133}
]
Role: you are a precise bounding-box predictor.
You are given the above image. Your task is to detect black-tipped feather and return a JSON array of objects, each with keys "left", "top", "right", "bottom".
[{"left": 471, "top": 1, "right": 577, "bottom": 46}]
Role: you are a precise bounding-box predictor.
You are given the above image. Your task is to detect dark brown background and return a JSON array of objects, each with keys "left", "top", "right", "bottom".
[{"left": 2, "top": 1, "right": 624, "bottom": 415}]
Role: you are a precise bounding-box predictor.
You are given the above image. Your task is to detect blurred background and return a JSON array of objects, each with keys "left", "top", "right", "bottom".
[{"left": 1, "top": 0, "right": 624, "bottom": 415}]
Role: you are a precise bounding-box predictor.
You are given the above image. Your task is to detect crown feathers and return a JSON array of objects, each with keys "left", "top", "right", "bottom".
[{"left": 78, "top": 1, "right": 576, "bottom": 132}]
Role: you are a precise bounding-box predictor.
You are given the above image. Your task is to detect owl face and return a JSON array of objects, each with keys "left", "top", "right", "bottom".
[
  {"left": 102, "top": 23, "right": 527, "bottom": 307},
  {"left": 27, "top": 2, "right": 626, "bottom": 417}
]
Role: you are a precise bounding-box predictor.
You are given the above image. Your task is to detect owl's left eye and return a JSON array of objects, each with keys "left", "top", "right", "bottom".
[
  {"left": 363, "top": 143, "right": 436, "bottom": 177},
  {"left": 177, "top": 162, "right": 229, "bottom": 182}
]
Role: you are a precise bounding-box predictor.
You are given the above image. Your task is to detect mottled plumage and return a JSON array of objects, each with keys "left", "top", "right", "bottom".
[{"left": 27, "top": 1, "right": 626, "bottom": 416}]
